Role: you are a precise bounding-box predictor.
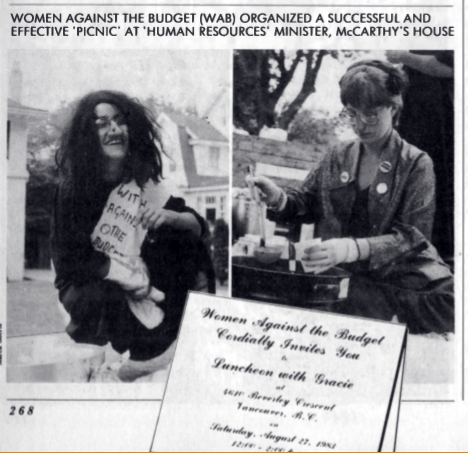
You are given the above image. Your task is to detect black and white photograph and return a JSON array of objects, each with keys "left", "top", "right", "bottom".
[
  {"left": 7, "top": 49, "right": 230, "bottom": 384},
  {"left": 232, "top": 49, "right": 455, "bottom": 400},
  {"left": 1, "top": 0, "right": 466, "bottom": 451}
]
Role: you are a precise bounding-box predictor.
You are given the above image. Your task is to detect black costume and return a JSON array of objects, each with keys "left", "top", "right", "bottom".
[
  {"left": 51, "top": 180, "right": 215, "bottom": 361},
  {"left": 398, "top": 50, "right": 454, "bottom": 260}
]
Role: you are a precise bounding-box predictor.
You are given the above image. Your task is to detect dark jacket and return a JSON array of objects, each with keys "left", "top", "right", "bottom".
[
  {"left": 268, "top": 130, "right": 453, "bottom": 286},
  {"left": 50, "top": 179, "right": 215, "bottom": 357}
]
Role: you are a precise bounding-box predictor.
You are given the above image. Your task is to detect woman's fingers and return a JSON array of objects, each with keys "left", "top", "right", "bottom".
[
  {"left": 148, "top": 286, "right": 165, "bottom": 303},
  {"left": 304, "top": 245, "right": 322, "bottom": 254},
  {"left": 137, "top": 206, "right": 162, "bottom": 230},
  {"left": 249, "top": 175, "right": 279, "bottom": 194},
  {"left": 303, "top": 255, "right": 330, "bottom": 265},
  {"left": 303, "top": 260, "right": 331, "bottom": 270},
  {"left": 254, "top": 175, "right": 277, "bottom": 193},
  {"left": 303, "top": 245, "right": 332, "bottom": 266},
  {"left": 143, "top": 209, "right": 173, "bottom": 230},
  {"left": 304, "top": 245, "right": 329, "bottom": 259},
  {"left": 142, "top": 209, "right": 179, "bottom": 230},
  {"left": 141, "top": 210, "right": 156, "bottom": 230},
  {"left": 246, "top": 175, "right": 280, "bottom": 204},
  {"left": 151, "top": 212, "right": 167, "bottom": 231},
  {"left": 135, "top": 206, "right": 150, "bottom": 226}
]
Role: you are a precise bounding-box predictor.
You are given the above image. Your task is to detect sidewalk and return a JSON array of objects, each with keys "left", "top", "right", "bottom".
[
  {"left": 8, "top": 269, "right": 230, "bottom": 338},
  {"left": 7, "top": 269, "right": 64, "bottom": 338}
]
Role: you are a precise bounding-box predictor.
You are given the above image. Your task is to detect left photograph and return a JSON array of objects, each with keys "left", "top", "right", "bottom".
[{"left": 7, "top": 49, "right": 230, "bottom": 383}]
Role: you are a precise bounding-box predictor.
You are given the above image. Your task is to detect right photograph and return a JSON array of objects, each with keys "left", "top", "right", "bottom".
[{"left": 231, "top": 49, "right": 455, "bottom": 401}]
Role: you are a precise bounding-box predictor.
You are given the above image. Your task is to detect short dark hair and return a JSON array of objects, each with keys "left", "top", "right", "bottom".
[
  {"left": 56, "top": 90, "right": 164, "bottom": 198},
  {"left": 339, "top": 60, "right": 408, "bottom": 123}
]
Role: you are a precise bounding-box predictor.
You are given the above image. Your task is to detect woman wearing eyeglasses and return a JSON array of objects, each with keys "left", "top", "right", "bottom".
[
  {"left": 51, "top": 91, "right": 214, "bottom": 380},
  {"left": 250, "top": 60, "right": 454, "bottom": 334}
]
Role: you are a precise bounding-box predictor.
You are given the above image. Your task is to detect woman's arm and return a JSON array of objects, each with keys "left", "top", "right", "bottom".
[
  {"left": 136, "top": 196, "right": 204, "bottom": 238},
  {"left": 369, "top": 153, "right": 435, "bottom": 264},
  {"left": 386, "top": 50, "right": 453, "bottom": 78},
  {"left": 137, "top": 210, "right": 201, "bottom": 237},
  {"left": 174, "top": 212, "right": 202, "bottom": 237},
  {"left": 51, "top": 181, "right": 111, "bottom": 287},
  {"left": 266, "top": 158, "right": 325, "bottom": 225}
]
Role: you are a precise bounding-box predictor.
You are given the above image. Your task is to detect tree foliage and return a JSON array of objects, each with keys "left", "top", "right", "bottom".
[
  {"left": 288, "top": 109, "right": 341, "bottom": 149},
  {"left": 233, "top": 49, "right": 369, "bottom": 136},
  {"left": 234, "top": 50, "right": 327, "bottom": 135}
]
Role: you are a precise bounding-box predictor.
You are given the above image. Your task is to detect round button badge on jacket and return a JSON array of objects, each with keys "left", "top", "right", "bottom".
[
  {"left": 377, "top": 183, "right": 388, "bottom": 194},
  {"left": 379, "top": 161, "right": 392, "bottom": 173},
  {"left": 340, "top": 172, "right": 350, "bottom": 183}
]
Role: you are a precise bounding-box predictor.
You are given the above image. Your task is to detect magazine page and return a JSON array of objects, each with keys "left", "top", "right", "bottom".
[{"left": 0, "top": 0, "right": 465, "bottom": 450}]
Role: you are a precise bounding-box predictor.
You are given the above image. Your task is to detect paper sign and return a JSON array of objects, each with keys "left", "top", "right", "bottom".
[{"left": 152, "top": 293, "right": 407, "bottom": 452}]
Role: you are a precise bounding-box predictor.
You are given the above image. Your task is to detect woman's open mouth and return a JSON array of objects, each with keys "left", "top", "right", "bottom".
[{"left": 106, "top": 139, "right": 123, "bottom": 145}]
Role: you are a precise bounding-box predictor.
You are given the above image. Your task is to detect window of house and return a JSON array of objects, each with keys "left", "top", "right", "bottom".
[
  {"left": 206, "top": 196, "right": 216, "bottom": 205},
  {"left": 208, "top": 146, "right": 220, "bottom": 170}
]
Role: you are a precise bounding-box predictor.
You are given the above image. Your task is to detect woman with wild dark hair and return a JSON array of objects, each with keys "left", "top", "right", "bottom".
[
  {"left": 51, "top": 90, "right": 214, "bottom": 381},
  {"left": 249, "top": 60, "right": 454, "bottom": 334}
]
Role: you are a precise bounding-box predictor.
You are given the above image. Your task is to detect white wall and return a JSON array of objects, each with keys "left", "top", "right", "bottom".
[
  {"left": 192, "top": 142, "right": 229, "bottom": 177},
  {"left": 7, "top": 118, "right": 29, "bottom": 281},
  {"left": 158, "top": 113, "right": 189, "bottom": 188}
]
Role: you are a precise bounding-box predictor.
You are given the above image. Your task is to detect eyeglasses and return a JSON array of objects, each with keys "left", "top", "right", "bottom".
[
  {"left": 340, "top": 108, "right": 382, "bottom": 126},
  {"left": 95, "top": 114, "right": 127, "bottom": 131}
]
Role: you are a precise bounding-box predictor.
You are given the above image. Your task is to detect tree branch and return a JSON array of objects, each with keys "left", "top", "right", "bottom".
[
  {"left": 270, "top": 50, "right": 304, "bottom": 105},
  {"left": 278, "top": 50, "right": 327, "bottom": 130}
]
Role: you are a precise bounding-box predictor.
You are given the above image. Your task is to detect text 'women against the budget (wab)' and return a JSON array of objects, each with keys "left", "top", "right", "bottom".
[{"left": 10, "top": 12, "right": 455, "bottom": 38}]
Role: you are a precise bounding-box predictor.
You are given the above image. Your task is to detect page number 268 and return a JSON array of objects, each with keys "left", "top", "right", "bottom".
[{"left": 10, "top": 406, "right": 34, "bottom": 416}]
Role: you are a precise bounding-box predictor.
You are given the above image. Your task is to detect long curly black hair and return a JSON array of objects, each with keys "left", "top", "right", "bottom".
[{"left": 56, "top": 90, "right": 164, "bottom": 200}]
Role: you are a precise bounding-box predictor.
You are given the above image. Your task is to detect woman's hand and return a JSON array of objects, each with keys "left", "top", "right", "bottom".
[
  {"left": 385, "top": 50, "right": 453, "bottom": 78},
  {"left": 136, "top": 206, "right": 202, "bottom": 237},
  {"left": 246, "top": 175, "right": 282, "bottom": 206},
  {"left": 126, "top": 286, "right": 165, "bottom": 330},
  {"left": 104, "top": 255, "right": 152, "bottom": 299},
  {"left": 143, "top": 286, "right": 165, "bottom": 303},
  {"left": 385, "top": 50, "right": 409, "bottom": 65},
  {"left": 303, "top": 238, "right": 359, "bottom": 269},
  {"left": 136, "top": 207, "right": 180, "bottom": 231}
]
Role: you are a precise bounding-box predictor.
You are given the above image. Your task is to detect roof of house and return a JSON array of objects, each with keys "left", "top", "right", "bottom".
[
  {"left": 8, "top": 99, "right": 48, "bottom": 118},
  {"left": 177, "top": 126, "right": 228, "bottom": 189},
  {"left": 161, "top": 108, "right": 228, "bottom": 143}
]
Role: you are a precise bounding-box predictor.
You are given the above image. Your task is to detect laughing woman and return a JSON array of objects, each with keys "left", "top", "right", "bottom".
[
  {"left": 250, "top": 60, "right": 454, "bottom": 334},
  {"left": 51, "top": 91, "right": 214, "bottom": 380}
]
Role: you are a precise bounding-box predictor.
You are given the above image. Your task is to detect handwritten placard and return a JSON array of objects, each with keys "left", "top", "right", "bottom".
[{"left": 152, "top": 293, "right": 407, "bottom": 452}]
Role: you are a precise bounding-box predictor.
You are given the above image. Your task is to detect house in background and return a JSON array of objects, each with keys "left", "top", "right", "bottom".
[
  {"left": 7, "top": 98, "right": 48, "bottom": 281},
  {"left": 157, "top": 108, "right": 229, "bottom": 226}
]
